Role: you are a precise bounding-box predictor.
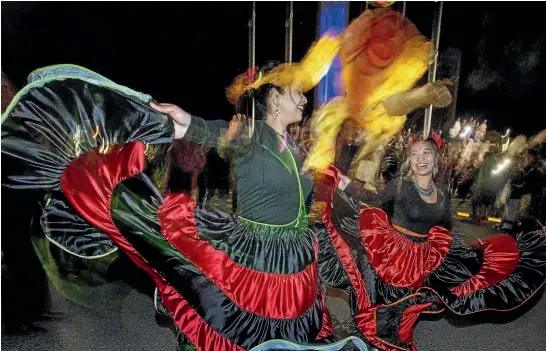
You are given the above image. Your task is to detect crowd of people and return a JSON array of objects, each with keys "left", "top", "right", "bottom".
[
  {"left": 448, "top": 117, "right": 488, "bottom": 142},
  {"left": 2, "top": 7, "right": 546, "bottom": 351},
  {"left": 186, "top": 116, "right": 545, "bottom": 232}
]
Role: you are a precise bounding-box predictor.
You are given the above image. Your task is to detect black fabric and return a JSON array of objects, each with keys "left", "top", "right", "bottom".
[
  {"left": 331, "top": 187, "right": 546, "bottom": 317},
  {"left": 374, "top": 297, "right": 421, "bottom": 350},
  {"left": 2, "top": 78, "right": 174, "bottom": 191},
  {"left": 344, "top": 177, "right": 452, "bottom": 234},
  {"left": 316, "top": 222, "right": 351, "bottom": 290},
  {"left": 423, "top": 239, "right": 483, "bottom": 291},
  {"left": 185, "top": 116, "right": 314, "bottom": 225},
  {"left": 331, "top": 190, "right": 413, "bottom": 306},
  {"left": 430, "top": 220, "right": 546, "bottom": 314},
  {"left": 109, "top": 172, "right": 326, "bottom": 349},
  {"left": 41, "top": 190, "right": 117, "bottom": 258},
  {"left": 193, "top": 207, "right": 316, "bottom": 274}
]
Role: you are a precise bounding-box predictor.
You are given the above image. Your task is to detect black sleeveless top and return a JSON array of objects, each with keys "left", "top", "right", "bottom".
[{"left": 345, "top": 177, "right": 452, "bottom": 234}]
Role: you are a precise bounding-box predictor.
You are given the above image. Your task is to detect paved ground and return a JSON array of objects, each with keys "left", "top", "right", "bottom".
[{"left": 2, "top": 208, "right": 545, "bottom": 351}]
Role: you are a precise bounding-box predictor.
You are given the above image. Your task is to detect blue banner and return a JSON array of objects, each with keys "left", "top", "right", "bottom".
[{"left": 315, "top": 1, "right": 349, "bottom": 107}]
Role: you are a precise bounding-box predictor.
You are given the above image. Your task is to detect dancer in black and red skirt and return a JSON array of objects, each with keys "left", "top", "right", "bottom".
[
  {"left": 3, "top": 11, "right": 546, "bottom": 351},
  {"left": 1, "top": 62, "right": 363, "bottom": 350},
  {"left": 323, "top": 137, "right": 546, "bottom": 350}
]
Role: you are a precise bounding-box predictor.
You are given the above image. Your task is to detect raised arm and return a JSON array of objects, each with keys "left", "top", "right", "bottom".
[
  {"left": 382, "top": 80, "right": 453, "bottom": 117},
  {"left": 150, "top": 102, "right": 244, "bottom": 149},
  {"left": 338, "top": 173, "right": 396, "bottom": 207}
]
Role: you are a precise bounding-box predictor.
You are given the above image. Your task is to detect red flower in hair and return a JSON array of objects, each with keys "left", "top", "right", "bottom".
[
  {"left": 407, "top": 131, "right": 443, "bottom": 149},
  {"left": 244, "top": 66, "right": 260, "bottom": 85},
  {"left": 431, "top": 131, "right": 444, "bottom": 149}
]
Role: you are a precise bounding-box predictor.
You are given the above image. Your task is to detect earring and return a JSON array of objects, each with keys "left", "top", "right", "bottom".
[
  {"left": 275, "top": 106, "right": 279, "bottom": 119},
  {"left": 433, "top": 164, "right": 438, "bottom": 176}
]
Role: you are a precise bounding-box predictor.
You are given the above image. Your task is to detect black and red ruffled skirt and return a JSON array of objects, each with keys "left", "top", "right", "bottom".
[
  {"left": 1, "top": 66, "right": 355, "bottom": 351},
  {"left": 316, "top": 168, "right": 546, "bottom": 351},
  {"left": 3, "top": 65, "right": 546, "bottom": 351}
]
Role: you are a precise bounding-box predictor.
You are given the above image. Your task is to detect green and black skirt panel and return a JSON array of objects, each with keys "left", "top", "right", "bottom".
[{"left": 1, "top": 65, "right": 339, "bottom": 350}]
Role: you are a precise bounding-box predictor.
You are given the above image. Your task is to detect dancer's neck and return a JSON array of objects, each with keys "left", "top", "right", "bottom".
[
  {"left": 266, "top": 116, "right": 288, "bottom": 136},
  {"left": 413, "top": 174, "right": 433, "bottom": 189}
]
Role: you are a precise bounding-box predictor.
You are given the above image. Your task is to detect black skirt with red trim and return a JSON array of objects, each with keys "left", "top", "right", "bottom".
[
  {"left": 5, "top": 67, "right": 545, "bottom": 351},
  {"left": 316, "top": 168, "right": 546, "bottom": 351},
  {"left": 1, "top": 70, "right": 342, "bottom": 351}
]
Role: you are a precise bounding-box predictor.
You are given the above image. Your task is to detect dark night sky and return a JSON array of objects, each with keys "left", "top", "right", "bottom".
[{"left": 2, "top": 1, "right": 546, "bottom": 136}]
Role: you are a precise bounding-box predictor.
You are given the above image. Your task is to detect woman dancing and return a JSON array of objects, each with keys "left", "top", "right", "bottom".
[
  {"left": 318, "top": 137, "right": 546, "bottom": 350},
  {"left": 3, "top": 9, "right": 545, "bottom": 351}
]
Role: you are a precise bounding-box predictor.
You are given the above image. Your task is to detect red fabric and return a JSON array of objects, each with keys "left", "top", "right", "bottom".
[
  {"left": 359, "top": 207, "right": 452, "bottom": 289},
  {"left": 398, "top": 302, "right": 433, "bottom": 345},
  {"left": 356, "top": 295, "right": 423, "bottom": 351},
  {"left": 318, "top": 166, "right": 371, "bottom": 310},
  {"left": 322, "top": 206, "right": 372, "bottom": 312},
  {"left": 317, "top": 166, "right": 424, "bottom": 351},
  {"left": 161, "top": 284, "right": 243, "bottom": 351},
  {"left": 158, "top": 192, "right": 319, "bottom": 320},
  {"left": 314, "top": 165, "right": 341, "bottom": 204},
  {"left": 60, "top": 142, "right": 242, "bottom": 351},
  {"left": 60, "top": 142, "right": 147, "bottom": 236},
  {"left": 322, "top": 206, "right": 400, "bottom": 350},
  {"left": 451, "top": 234, "right": 520, "bottom": 297}
]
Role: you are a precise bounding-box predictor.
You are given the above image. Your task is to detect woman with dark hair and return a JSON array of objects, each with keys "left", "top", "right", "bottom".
[
  {"left": 338, "top": 138, "right": 452, "bottom": 232},
  {"left": 3, "top": 10, "right": 545, "bottom": 351},
  {"left": 327, "top": 136, "right": 546, "bottom": 350}
]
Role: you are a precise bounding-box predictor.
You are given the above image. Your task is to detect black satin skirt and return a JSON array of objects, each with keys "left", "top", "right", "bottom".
[
  {"left": 1, "top": 65, "right": 343, "bottom": 351},
  {"left": 316, "top": 169, "right": 546, "bottom": 351}
]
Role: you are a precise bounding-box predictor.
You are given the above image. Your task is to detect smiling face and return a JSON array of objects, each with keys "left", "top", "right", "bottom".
[
  {"left": 409, "top": 140, "right": 437, "bottom": 176},
  {"left": 271, "top": 83, "right": 307, "bottom": 125}
]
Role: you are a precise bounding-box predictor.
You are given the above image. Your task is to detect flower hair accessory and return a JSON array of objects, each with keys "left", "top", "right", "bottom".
[
  {"left": 244, "top": 66, "right": 262, "bottom": 85},
  {"left": 431, "top": 131, "right": 444, "bottom": 149},
  {"left": 408, "top": 131, "right": 443, "bottom": 149}
]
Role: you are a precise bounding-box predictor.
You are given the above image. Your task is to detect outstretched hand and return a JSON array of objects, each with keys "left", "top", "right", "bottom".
[
  {"left": 150, "top": 102, "right": 191, "bottom": 139},
  {"left": 227, "top": 114, "right": 248, "bottom": 141}
]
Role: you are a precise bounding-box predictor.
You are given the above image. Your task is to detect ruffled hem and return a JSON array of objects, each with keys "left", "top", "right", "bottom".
[
  {"left": 315, "top": 168, "right": 546, "bottom": 351},
  {"left": 1, "top": 67, "right": 336, "bottom": 350}
]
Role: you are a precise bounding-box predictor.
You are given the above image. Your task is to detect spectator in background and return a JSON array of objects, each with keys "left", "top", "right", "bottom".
[
  {"left": 449, "top": 117, "right": 461, "bottom": 139},
  {"left": 524, "top": 149, "right": 545, "bottom": 219},
  {"left": 475, "top": 119, "right": 488, "bottom": 142},
  {"left": 469, "top": 119, "right": 478, "bottom": 141},
  {"left": 169, "top": 139, "right": 207, "bottom": 198},
  {"left": 501, "top": 150, "right": 537, "bottom": 230}
]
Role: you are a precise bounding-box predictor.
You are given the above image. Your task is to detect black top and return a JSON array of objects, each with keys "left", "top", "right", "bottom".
[
  {"left": 345, "top": 177, "right": 452, "bottom": 234},
  {"left": 183, "top": 116, "right": 313, "bottom": 225}
]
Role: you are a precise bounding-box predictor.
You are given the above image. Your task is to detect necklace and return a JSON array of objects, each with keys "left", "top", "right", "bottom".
[
  {"left": 277, "top": 131, "right": 297, "bottom": 153},
  {"left": 412, "top": 178, "right": 434, "bottom": 197}
]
